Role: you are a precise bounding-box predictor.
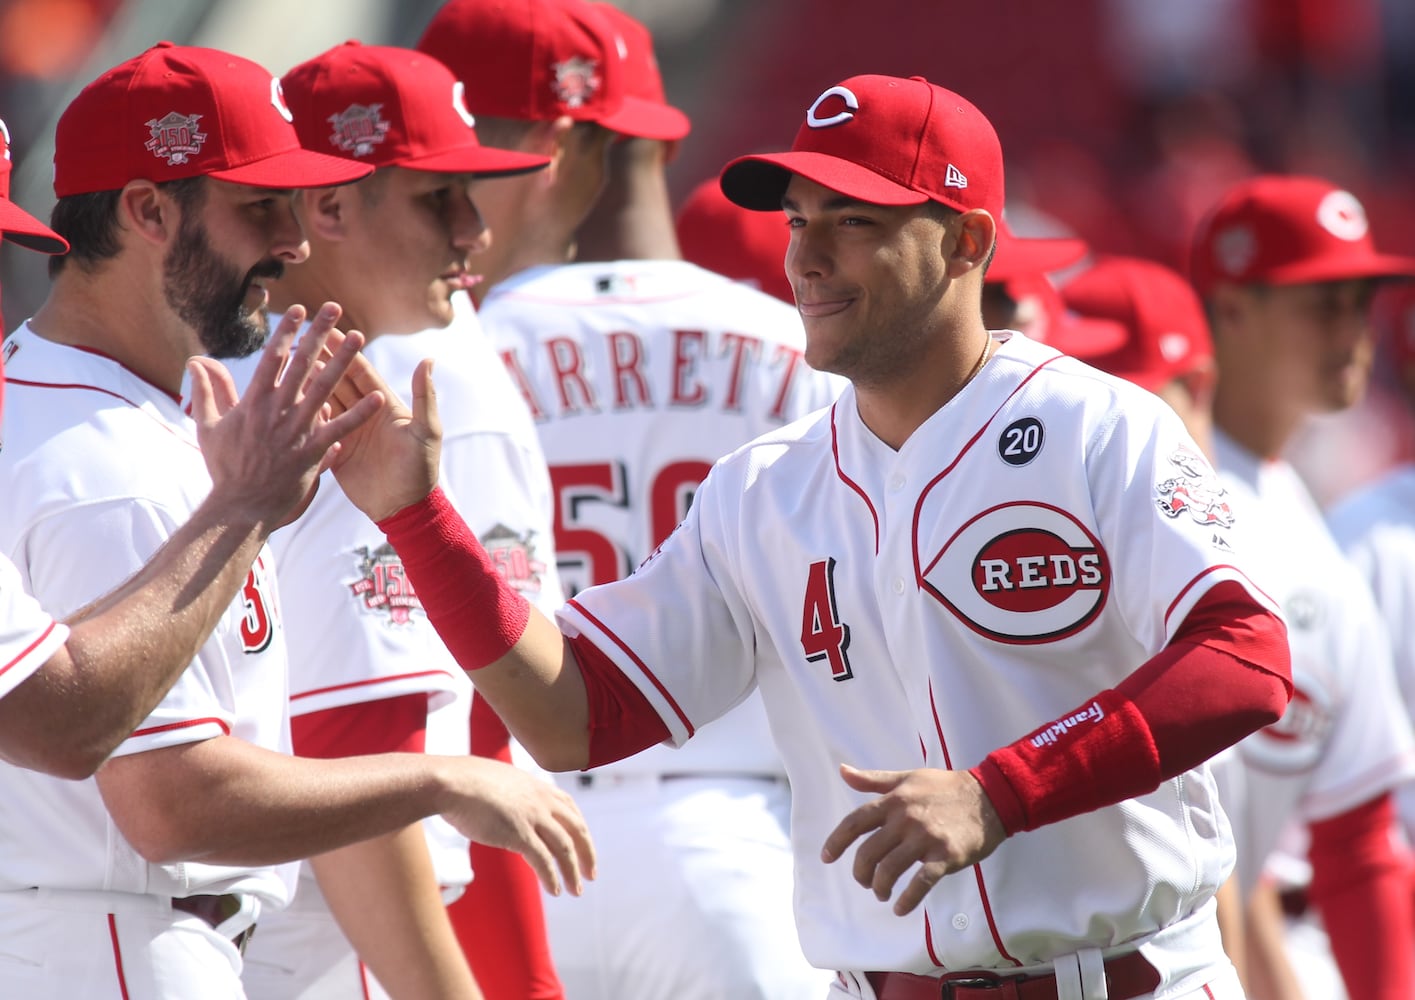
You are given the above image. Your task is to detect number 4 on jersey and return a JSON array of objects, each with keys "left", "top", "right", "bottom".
[{"left": 801, "top": 558, "right": 853, "bottom": 681}]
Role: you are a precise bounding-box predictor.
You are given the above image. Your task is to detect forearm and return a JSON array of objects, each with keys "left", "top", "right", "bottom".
[
  {"left": 1309, "top": 794, "right": 1415, "bottom": 1000},
  {"left": 97, "top": 736, "right": 460, "bottom": 866},
  {"left": 0, "top": 497, "right": 269, "bottom": 778},
  {"left": 379, "top": 488, "right": 591, "bottom": 770},
  {"left": 312, "top": 825, "right": 482, "bottom": 1000}
]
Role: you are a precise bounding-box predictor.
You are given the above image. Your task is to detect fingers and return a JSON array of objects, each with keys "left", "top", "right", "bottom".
[
  {"left": 245, "top": 303, "right": 307, "bottom": 398},
  {"left": 186, "top": 357, "right": 238, "bottom": 427},
  {"left": 895, "top": 862, "right": 950, "bottom": 916},
  {"left": 821, "top": 796, "right": 885, "bottom": 864},
  {"left": 411, "top": 358, "right": 441, "bottom": 440}
]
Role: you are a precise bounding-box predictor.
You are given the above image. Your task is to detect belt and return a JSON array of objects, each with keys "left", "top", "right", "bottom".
[
  {"left": 575, "top": 771, "right": 784, "bottom": 789},
  {"left": 172, "top": 894, "right": 256, "bottom": 955},
  {"left": 867, "top": 952, "right": 1160, "bottom": 999}
]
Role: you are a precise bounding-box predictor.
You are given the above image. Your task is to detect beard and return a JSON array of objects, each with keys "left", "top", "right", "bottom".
[{"left": 162, "top": 213, "right": 281, "bottom": 360}]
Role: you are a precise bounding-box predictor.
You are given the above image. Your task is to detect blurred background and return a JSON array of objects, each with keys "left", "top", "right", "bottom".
[{"left": 3, "top": 0, "right": 1414, "bottom": 499}]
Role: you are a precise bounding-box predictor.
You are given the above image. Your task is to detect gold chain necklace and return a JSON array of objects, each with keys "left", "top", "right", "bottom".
[{"left": 962, "top": 334, "right": 994, "bottom": 388}]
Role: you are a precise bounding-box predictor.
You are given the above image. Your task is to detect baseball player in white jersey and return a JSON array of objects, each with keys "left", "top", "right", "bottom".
[
  {"left": 228, "top": 40, "right": 561, "bottom": 1000},
  {"left": 1327, "top": 281, "right": 1415, "bottom": 845},
  {"left": 328, "top": 73, "right": 1297, "bottom": 1000},
  {"left": 1059, "top": 252, "right": 1415, "bottom": 998},
  {"left": 1182, "top": 175, "right": 1415, "bottom": 999},
  {"left": 0, "top": 123, "right": 382, "bottom": 782},
  {"left": 0, "top": 43, "right": 591, "bottom": 999},
  {"left": 468, "top": 6, "right": 842, "bottom": 996}
]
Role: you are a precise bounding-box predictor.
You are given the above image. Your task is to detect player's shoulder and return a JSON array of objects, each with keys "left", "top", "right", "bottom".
[
  {"left": 705, "top": 395, "right": 837, "bottom": 479},
  {"left": 995, "top": 332, "right": 1175, "bottom": 434}
]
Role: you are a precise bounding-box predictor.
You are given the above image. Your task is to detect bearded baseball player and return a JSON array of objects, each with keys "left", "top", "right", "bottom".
[
  {"left": 330, "top": 72, "right": 1296, "bottom": 1000},
  {"left": 227, "top": 40, "right": 559, "bottom": 1000},
  {"left": 0, "top": 43, "right": 590, "bottom": 999},
  {"left": 0, "top": 120, "right": 387, "bottom": 781},
  {"left": 442, "top": 4, "right": 841, "bottom": 997},
  {"left": 1183, "top": 176, "right": 1415, "bottom": 1000}
]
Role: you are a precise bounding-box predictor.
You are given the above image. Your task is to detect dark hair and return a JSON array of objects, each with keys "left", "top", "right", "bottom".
[{"left": 48, "top": 176, "right": 207, "bottom": 277}]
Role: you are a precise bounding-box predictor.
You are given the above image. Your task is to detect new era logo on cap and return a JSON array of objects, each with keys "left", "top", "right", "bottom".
[{"left": 719, "top": 74, "right": 1004, "bottom": 220}]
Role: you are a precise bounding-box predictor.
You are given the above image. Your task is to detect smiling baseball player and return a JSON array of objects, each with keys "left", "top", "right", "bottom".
[{"left": 329, "top": 73, "right": 1296, "bottom": 1000}]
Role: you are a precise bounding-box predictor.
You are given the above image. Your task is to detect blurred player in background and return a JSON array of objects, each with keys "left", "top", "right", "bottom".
[{"left": 231, "top": 40, "right": 558, "bottom": 1000}]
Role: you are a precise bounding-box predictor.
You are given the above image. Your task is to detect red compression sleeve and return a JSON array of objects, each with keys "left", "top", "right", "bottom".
[
  {"left": 1308, "top": 794, "right": 1415, "bottom": 1000},
  {"left": 291, "top": 694, "right": 428, "bottom": 758},
  {"left": 569, "top": 632, "right": 671, "bottom": 768},
  {"left": 449, "top": 710, "right": 565, "bottom": 1000},
  {"left": 972, "top": 580, "right": 1291, "bottom": 834},
  {"left": 378, "top": 488, "right": 531, "bottom": 670}
]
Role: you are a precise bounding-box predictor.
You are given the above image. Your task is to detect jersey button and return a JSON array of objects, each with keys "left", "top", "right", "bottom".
[
  {"left": 889, "top": 474, "right": 906, "bottom": 491},
  {"left": 892, "top": 578, "right": 906, "bottom": 595},
  {"left": 951, "top": 913, "right": 969, "bottom": 930}
]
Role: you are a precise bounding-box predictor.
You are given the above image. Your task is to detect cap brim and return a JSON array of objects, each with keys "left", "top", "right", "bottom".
[
  {"left": 398, "top": 145, "right": 551, "bottom": 178},
  {"left": 1041, "top": 311, "right": 1129, "bottom": 359},
  {"left": 988, "top": 235, "right": 1088, "bottom": 283},
  {"left": 721, "top": 152, "right": 927, "bottom": 212},
  {"left": 209, "top": 147, "right": 374, "bottom": 189},
  {"left": 1257, "top": 252, "right": 1415, "bottom": 286},
  {"left": 0, "top": 198, "right": 67, "bottom": 254},
  {"left": 600, "top": 95, "right": 691, "bottom": 141}
]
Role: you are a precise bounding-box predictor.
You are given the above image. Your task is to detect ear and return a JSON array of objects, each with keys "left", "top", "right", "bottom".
[
  {"left": 948, "top": 209, "right": 997, "bottom": 278},
  {"left": 298, "top": 185, "right": 350, "bottom": 242},
  {"left": 117, "top": 180, "right": 174, "bottom": 248},
  {"left": 1206, "top": 283, "right": 1249, "bottom": 335}
]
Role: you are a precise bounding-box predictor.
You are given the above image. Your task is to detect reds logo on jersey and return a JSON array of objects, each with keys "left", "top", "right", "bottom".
[
  {"left": 144, "top": 111, "right": 207, "bottom": 165},
  {"left": 483, "top": 524, "right": 547, "bottom": 597},
  {"left": 1156, "top": 448, "right": 1234, "bottom": 528},
  {"left": 923, "top": 502, "right": 1110, "bottom": 643},
  {"left": 349, "top": 543, "right": 421, "bottom": 625}
]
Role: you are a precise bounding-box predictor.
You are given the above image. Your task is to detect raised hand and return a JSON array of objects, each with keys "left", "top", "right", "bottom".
[
  {"left": 327, "top": 349, "right": 443, "bottom": 523},
  {"left": 187, "top": 302, "right": 383, "bottom": 528},
  {"left": 820, "top": 763, "right": 1007, "bottom": 915},
  {"left": 434, "top": 755, "right": 596, "bottom": 898}
]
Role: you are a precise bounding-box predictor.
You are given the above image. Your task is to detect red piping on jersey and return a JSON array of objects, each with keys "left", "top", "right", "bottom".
[
  {"left": 911, "top": 356, "right": 1064, "bottom": 585},
  {"left": 1164, "top": 565, "right": 1277, "bottom": 629},
  {"left": 5, "top": 378, "right": 197, "bottom": 446},
  {"left": 927, "top": 676, "right": 1021, "bottom": 967},
  {"left": 108, "top": 913, "right": 132, "bottom": 999},
  {"left": 0, "top": 619, "right": 60, "bottom": 676},
  {"left": 289, "top": 669, "right": 458, "bottom": 703},
  {"left": 830, "top": 401, "right": 881, "bottom": 554},
  {"left": 566, "top": 598, "right": 696, "bottom": 737},
  {"left": 130, "top": 716, "right": 231, "bottom": 739}
]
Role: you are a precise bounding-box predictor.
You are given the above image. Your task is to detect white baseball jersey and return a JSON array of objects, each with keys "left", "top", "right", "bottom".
[
  {"left": 1211, "top": 431, "right": 1415, "bottom": 894},
  {"left": 1326, "top": 463, "right": 1415, "bottom": 842},
  {"left": 0, "top": 323, "right": 297, "bottom": 905},
  {"left": 0, "top": 552, "right": 67, "bottom": 701},
  {"left": 560, "top": 332, "right": 1279, "bottom": 990},
  {"left": 482, "top": 259, "right": 843, "bottom": 778},
  {"left": 481, "top": 259, "right": 842, "bottom": 1000}
]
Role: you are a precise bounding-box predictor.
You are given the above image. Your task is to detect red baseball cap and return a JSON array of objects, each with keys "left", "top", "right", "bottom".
[
  {"left": 1060, "top": 256, "right": 1213, "bottom": 392},
  {"left": 591, "top": 3, "right": 690, "bottom": 141},
  {"left": 0, "top": 118, "right": 66, "bottom": 254},
  {"left": 676, "top": 176, "right": 792, "bottom": 303},
  {"left": 281, "top": 41, "right": 549, "bottom": 177},
  {"left": 986, "top": 218, "right": 1087, "bottom": 284},
  {"left": 1188, "top": 174, "right": 1415, "bottom": 296},
  {"left": 719, "top": 75, "right": 1004, "bottom": 219},
  {"left": 53, "top": 42, "right": 372, "bottom": 197},
  {"left": 416, "top": 0, "right": 668, "bottom": 139}
]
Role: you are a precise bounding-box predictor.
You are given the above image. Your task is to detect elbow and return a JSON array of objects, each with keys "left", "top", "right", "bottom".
[
  {"left": 0, "top": 739, "right": 110, "bottom": 782},
  {"left": 522, "top": 737, "right": 591, "bottom": 774}
]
